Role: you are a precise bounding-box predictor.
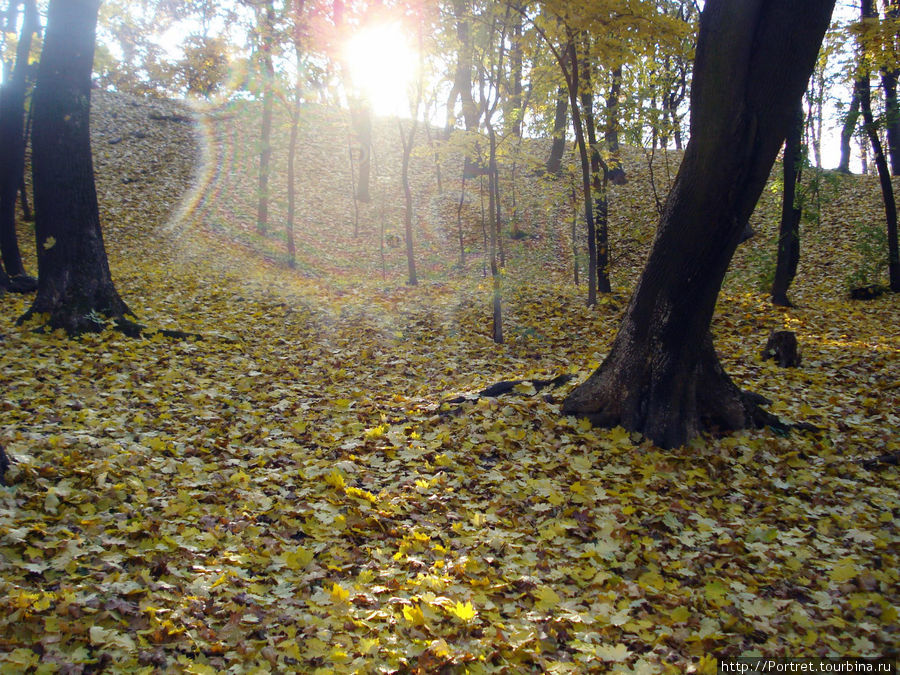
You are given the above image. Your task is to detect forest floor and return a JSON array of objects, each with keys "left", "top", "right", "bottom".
[{"left": 0, "top": 91, "right": 897, "bottom": 674}]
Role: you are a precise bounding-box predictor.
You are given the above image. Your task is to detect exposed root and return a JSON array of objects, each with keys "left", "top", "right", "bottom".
[{"left": 443, "top": 373, "right": 574, "bottom": 407}]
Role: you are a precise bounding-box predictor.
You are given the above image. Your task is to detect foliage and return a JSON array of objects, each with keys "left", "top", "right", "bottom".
[
  {"left": 846, "top": 220, "right": 890, "bottom": 288},
  {"left": 0, "top": 90, "right": 897, "bottom": 673}
]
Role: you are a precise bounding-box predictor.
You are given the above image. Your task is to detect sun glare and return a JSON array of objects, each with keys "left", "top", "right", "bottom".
[{"left": 344, "top": 23, "right": 417, "bottom": 118}]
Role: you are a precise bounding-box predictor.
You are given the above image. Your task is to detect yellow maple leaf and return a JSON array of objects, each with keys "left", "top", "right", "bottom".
[
  {"left": 42, "top": 236, "right": 56, "bottom": 250},
  {"left": 329, "top": 582, "right": 350, "bottom": 603},
  {"left": 450, "top": 600, "right": 477, "bottom": 622},
  {"left": 402, "top": 603, "right": 427, "bottom": 626}
]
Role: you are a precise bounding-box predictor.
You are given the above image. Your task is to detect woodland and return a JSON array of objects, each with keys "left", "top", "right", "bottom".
[{"left": 0, "top": 0, "right": 898, "bottom": 673}]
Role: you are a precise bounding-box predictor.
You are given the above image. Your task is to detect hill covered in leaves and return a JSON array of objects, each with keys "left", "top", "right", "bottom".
[{"left": 0, "top": 91, "right": 897, "bottom": 673}]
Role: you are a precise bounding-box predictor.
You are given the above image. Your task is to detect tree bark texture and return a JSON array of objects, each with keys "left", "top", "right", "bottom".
[
  {"left": 561, "top": 0, "right": 835, "bottom": 449},
  {"left": 0, "top": 0, "right": 39, "bottom": 283},
  {"left": 22, "top": 0, "right": 130, "bottom": 334},
  {"left": 771, "top": 105, "right": 804, "bottom": 306}
]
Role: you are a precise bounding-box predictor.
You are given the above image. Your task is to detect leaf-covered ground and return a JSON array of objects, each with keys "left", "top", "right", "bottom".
[{"left": 0, "top": 92, "right": 897, "bottom": 673}]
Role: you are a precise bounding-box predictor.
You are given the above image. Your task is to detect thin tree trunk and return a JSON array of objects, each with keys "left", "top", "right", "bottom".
[
  {"left": 565, "top": 39, "right": 597, "bottom": 306},
  {"left": 605, "top": 65, "right": 627, "bottom": 185},
  {"left": 771, "top": 105, "right": 804, "bottom": 306},
  {"left": 286, "top": 87, "right": 300, "bottom": 269},
  {"left": 545, "top": 86, "right": 568, "bottom": 175},
  {"left": 0, "top": 0, "right": 39, "bottom": 286},
  {"left": 256, "top": 0, "right": 276, "bottom": 235},
  {"left": 837, "top": 82, "right": 861, "bottom": 173},
  {"left": 580, "top": 44, "right": 611, "bottom": 294},
  {"left": 882, "top": 0, "right": 900, "bottom": 174},
  {"left": 860, "top": 0, "right": 900, "bottom": 290},
  {"left": 488, "top": 123, "right": 502, "bottom": 343}
]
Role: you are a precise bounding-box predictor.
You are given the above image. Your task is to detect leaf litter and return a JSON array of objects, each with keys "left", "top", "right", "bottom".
[{"left": 0, "top": 91, "right": 897, "bottom": 673}]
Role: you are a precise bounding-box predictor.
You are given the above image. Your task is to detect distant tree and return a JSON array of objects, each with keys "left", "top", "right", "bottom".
[
  {"left": 20, "top": 0, "right": 132, "bottom": 334},
  {"left": 562, "top": 0, "right": 835, "bottom": 449},
  {"left": 544, "top": 85, "right": 568, "bottom": 175},
  {"left": 251, "top": 0, "right": 277, "bottom": 235},
  {"left": 0, "top": 0, "right": 39, "bottom": 292},
  {"left": 836, "top": 80, "right": 862, "bottom": 173},
  {"left": 171, "top": 34, "right": 230, "bottom": 98}
]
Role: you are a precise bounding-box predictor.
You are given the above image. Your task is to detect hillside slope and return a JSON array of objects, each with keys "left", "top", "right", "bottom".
[{"left": 0, "top": 93, "right": 896, "bottom": 673}]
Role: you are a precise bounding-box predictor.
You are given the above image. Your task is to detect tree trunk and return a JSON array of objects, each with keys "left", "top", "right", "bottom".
[
  {"left": 256, "top": 0, "right": 276, "bottom": 235},
  {"left": 507, "top": 8, "right": 523, "bottom": 138},
  {"left": 837, "top": 82, "right": 861, "bottom": 173},
  {"left": 562, "top": 0, "right": 835, "bottom": 449},
  {"left": 604, "top": 66, "right": 627, "bottom": 185},
  {"left": 860, "top": 0, "right": 900, "bottom": 290},
  {"left": 286, "top": 46, "right": 301, "bottom": 269},
  {"left": 352, "top": 101, "right": 372, "bottom": 202},
  {"left": 0, "top": 0, "right": 39, "bottom": 286},
  {"left": 564, "top": 39, "right": 597, "bottom": 306},
  {"left": 545, "top": 86, "right": 568, "bottom": 175},
  {"left": 488, "top": 123, "right": 502, "bottom": 343},
  {"left": 771, "top": 105, "right": 804, "bottom": 306},
  {"left": 20, "top": 0, "right": 131, "bottom": 335},
  {"left": 882, "top": 0, "right": 900, "bottom": 174},
  {"left": 579, "top": 45, "right": 611, "bottom": 294},
  {"left": 883, "top": 68, "right": 900, "bottom": 175},
  {"left": 445, "top": 0, "right": 478, "bottom": 134}
]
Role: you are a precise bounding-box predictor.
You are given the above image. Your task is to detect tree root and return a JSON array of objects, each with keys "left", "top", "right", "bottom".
[
  {"left": 443, "top": 374, "right": 574, "bottom": 406},
  {"left": 0, "top": 445, "right": 11, "bottom": 486}
]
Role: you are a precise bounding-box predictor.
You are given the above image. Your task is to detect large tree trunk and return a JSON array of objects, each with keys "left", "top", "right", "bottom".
[
  {"left": 20, "top": 0, "right": 130, "bottom": 335},
  {"left": 771, "top": 105, "right": 804, "bottom": 306},
  {"left": 562, "top": 0, "right": 835, "bottom": 449},
  {"left": 0, "top": 0, "right": 39, "bottom": 287}
]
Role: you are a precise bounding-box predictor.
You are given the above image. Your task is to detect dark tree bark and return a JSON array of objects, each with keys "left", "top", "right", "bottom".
[
  {"left": 604, "top": 65, "right": 627, "bottom": 185},
  {"left": 562, "top": 37, "right": 600, "bottom": 306},
  {"left": 860, "top": 0, "right": 900, "bottom": 290},
  {"left": 837, "top": 81, "right": 861, "bottom": 173},
  {"left": 0, "top": 0, "right": 39, "bottom": 289},
  {"left": 771, "top": 105, "right": 804, "bottom": 306},
  {"left": 255, "top": 0, "right": 276, "bottom": 235},
  {"left": 19, "top": 0, "right": 131, "bottom": 334},
  {"left": 561, "top": 0, "right": 835, "bottom": 449},
  {"left": 545, "top": 86, "right": 568, "bottom": 175},
  {"left": 882, "top": 0, "right": 900, "bottom": 174},
  {"left": 579, "top": 43, "right": 611, "bottom": 294}
]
